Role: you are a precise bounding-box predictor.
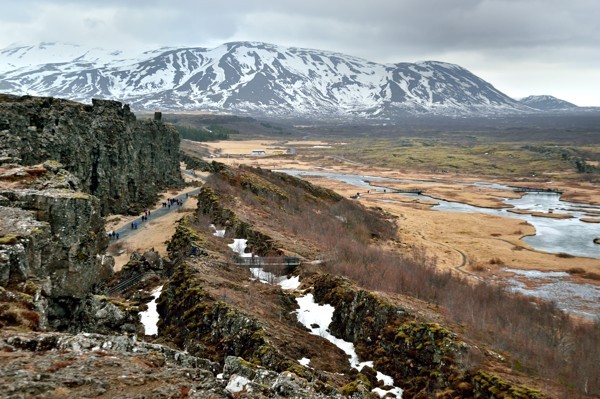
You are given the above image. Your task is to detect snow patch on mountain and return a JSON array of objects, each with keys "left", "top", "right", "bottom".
[
  {"left": 519, "top": 95, "right": 578, "bottom": 111},
  {"left": 0, "top": 41, "right": 535, "bottom": 118}
]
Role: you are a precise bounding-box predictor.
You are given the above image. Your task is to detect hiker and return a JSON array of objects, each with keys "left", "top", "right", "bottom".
[
  {"left": 131, "top": 222, "right": 134, "bottom": 229},
  {"left": 115, "top": 232, "right": 119, "bottom": 239}
]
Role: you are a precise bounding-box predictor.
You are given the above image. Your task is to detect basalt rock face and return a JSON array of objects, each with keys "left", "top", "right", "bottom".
[
  {"left": 0, "top": 94, "right": 183, "bottom": 215},
  {"left": 0, "top": 170, "right": 112, "bottom": 300},
  {"left": 0, "top": 162, "right": 114, "bottom": 331},
  {"left": 310, "top": 274, "right": 544, "bottom": 399}
]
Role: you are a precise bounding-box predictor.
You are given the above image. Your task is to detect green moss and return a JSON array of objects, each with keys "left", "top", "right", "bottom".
[
  {"left": 339, "top": 373, "right": 372, "bottom": 396},
  {"left": 0, "top": 234, "right": 19, "bottom": 245},
  {"left": 72, "top": 192, "right": 90, "bottom": 199}
]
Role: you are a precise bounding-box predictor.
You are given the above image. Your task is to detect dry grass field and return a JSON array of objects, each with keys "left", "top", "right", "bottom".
[{"left": 194, "top": 139, "right": 600, "bottom": 279}]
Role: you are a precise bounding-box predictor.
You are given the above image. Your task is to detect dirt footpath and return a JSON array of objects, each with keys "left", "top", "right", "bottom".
[{"left": 106, "top": 186, "right": 199, "bottom": 271}]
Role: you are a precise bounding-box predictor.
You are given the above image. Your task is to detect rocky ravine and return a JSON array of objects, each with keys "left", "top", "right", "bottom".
[{"left": 0, "top": 96, "right": 340, "bottom": 398}]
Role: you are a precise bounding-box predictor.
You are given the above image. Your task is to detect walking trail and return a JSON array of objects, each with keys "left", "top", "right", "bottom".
[{"left": 106, "top": 171, "right": 204, "bottom": 271}]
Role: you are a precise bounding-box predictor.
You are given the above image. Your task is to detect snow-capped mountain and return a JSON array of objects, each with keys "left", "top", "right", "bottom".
[
  {"left": 519, "top": 95, "right": 578, "bottom": 111},
  {"left": 0, "top": 41, "right": 534, "bottom": 119}
]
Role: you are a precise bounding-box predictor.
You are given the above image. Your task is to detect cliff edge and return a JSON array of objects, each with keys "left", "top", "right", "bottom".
[{"left": 0, "top": 94, "right": 183, "bottom": 215}]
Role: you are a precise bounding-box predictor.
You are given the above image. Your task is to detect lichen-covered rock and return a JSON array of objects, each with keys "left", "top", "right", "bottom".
[
  {"left": 0, "top": 330, "right": 344, "bottom": 399},
  {"left": 0, "top": 331, "right": 228, "bottom": 399},
  {"left": 0, "top": 163, "right": 116, "bottom": 331},
  {"left": 47, "top": 294, "right": 144, "bottom": 335},
  {"left": 0, "top": 94, "right": 183, "bottom": 215},
  {"left": 0, "top": 188, "right": 112, "bottom": 299},
  {"left": 223, "top": 356, "right": 342, "bottom": 399}
]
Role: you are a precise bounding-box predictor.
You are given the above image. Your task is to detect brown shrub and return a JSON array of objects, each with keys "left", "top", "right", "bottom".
[
  {"left": 469, "top": 262, "right": 487, "bottom": 272},
  {"left": 488, "top": 257, "right": 503, "bottom": 265},
  {"left": 567, "top": 267, "right": 586, "bottom": 275},
  {"left": 556, "top": 252, "right": 575, "bottom": 258},
  {"left": 325, "top": 241, "right": 600, "bottom": 396}
]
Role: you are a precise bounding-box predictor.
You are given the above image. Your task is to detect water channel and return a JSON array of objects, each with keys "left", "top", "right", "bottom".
[
  {"left": 277, "top": 170, "right": 600, "bottom": 259},
  {"left": 277, "top": 170, "right": 600, "bottom": 319}
]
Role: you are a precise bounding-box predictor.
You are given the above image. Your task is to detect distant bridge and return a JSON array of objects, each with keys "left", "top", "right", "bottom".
[
  {"left": 233, "top": 255, "right": 301, "bottom": 268},
  {"left": 350, "top": 188, "right": 423, "bottom": 199},
  {"left": 513, "top": 187, "right": 563, "bottom": 194}
]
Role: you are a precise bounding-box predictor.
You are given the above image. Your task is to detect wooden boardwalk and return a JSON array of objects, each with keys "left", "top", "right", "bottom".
[
  {"left": 513, "top": 187, "right": 563, "bottom": 194},
  {"left": 234, "top": 255, "right": 300, "bottom": 268}
]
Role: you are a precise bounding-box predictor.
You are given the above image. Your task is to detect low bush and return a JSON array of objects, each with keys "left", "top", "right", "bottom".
[{"left": 325, "top": 241, "right": 600, "bottom": 396}]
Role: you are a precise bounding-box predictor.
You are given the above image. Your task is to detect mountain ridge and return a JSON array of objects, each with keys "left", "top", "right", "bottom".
[
  {"left": 519, "top": 94, "right": 579, "bottom": 111},
  {"left": 0, "top": 41, "right": 544, "bottom": 119}
]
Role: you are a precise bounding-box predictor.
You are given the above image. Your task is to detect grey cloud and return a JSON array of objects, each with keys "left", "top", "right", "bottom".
[{"left": 0, "top": 0, "right": 598, "bottom": 104}]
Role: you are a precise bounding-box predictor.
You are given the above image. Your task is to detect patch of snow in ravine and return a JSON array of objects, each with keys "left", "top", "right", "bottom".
[
  {"left": 228, "top": 238, "right": 252, "bottom": 257},
  {"left": 139, "top": 286, "right": 162, "bottom": 336},
  {"left": 279, "top": 275, "right": 301, "bottom": 290},
  {"left": 295, "top": 293, "right": 403, "bottom": 398},
  {"left": 229, "top": 238, "right": 300, "bottom": 286},
  {"left": 210, "top": 224, "right": 226, "bottom": 238},
  {"left": 298, "top": 357, "right": 311, "bottom": 366}
]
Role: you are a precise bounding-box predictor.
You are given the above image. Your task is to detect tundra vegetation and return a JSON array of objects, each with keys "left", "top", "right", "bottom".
[{"left": 189, "top": 160, "right": 600, "bottom": 397}]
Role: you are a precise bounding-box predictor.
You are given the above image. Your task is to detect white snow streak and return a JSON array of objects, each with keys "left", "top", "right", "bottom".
[
  {"left": 295, "top": 292, "right": 403, "bottom": 398},
  {"left": 139, "top": 285, "right": 162, "bottom": 336}
]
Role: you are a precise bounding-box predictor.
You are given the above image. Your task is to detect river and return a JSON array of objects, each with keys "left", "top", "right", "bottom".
[
  {"left": 277, "top": 170, "right": 600, "bottom": 318},
  {"left": 276, "top": 170, "right": 600, "bottom": 259}
]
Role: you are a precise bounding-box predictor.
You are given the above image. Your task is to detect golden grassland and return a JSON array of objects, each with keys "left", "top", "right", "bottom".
[{"left": 194, "top": 139, "right": 600, "bottom": 279}]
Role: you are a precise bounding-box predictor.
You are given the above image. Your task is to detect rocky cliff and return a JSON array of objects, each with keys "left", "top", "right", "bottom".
[
  {"left": 0, "top": 161, "right": 115, "bottom": 331},
  {"left": 310, "top": 273, "right": 545, "bottom": 398},
  {"left": 0, "top": 94, "right": 183, "bottom": 215}
]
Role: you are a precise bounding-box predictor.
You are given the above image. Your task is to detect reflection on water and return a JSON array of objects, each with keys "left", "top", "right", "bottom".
[{"left": 277, "top": 170, "right": 600, "bottom": 259}]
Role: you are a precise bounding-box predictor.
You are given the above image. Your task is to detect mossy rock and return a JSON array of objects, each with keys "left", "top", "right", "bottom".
[{"left": 0, "top": 234, "right": 20, "bottom": 245}]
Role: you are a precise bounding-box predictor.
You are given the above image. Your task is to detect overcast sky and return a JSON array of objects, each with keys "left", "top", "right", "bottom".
[{"left": 1, "top": 0, "right": 599, "bottom": 105}]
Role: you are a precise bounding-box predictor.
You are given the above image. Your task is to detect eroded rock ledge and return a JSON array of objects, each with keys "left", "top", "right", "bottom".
[
  {"left": 0, "top": 331, "right": 337, "bottom": 398},
  {"left": 0, "top": 94, "right": 183, "bottom": 215}
]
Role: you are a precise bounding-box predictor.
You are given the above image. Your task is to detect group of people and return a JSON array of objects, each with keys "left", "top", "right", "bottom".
[
  {"left": 141, "top": 209, "right": 151, "bottom": 221},
  {"left": 162, "top": 197, "right": 184, "bottom": 209},
  {"left": 107, "top": 230, "right": 120, "bottom": 240}
]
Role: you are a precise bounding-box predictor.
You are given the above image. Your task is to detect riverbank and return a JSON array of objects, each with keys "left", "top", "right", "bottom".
[{"left": 206, "top": 151, "right": 600, "bottom": 274}]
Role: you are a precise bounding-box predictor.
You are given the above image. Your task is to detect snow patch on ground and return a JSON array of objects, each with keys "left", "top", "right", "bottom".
[
  {"left": 295, "top": 292, "right": 402, "bottom": 397},
  {"left": 298, "top": 357, "right": 311, "bottom": 366},
  {"left": 139, "top": 286, "right": 162, "bottom": 336},
  {"left": 279, "top": 275, "right": 301, "bottom": 290},
  {"left": 210, "top": 224, "right": 226, "bottom": 237},
  {"left": 228, "top": 238, "right": 252, "bottom": 257},
  {"left": 249, "top": 267, "right": 277, "bottom": 284}
]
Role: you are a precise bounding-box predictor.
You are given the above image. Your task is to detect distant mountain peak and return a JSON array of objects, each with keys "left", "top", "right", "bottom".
[
  {"left": 519, "top": 95, "right": 578, "bottom": 111},
  {"left": 0, "top": 41, "right": 536, "bottom": 119}
]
